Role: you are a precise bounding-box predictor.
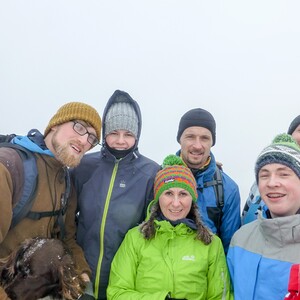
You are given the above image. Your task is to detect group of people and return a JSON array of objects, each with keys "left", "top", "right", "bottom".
[{"left": 0, "top": 89, "right": 300, "bottom": 300}]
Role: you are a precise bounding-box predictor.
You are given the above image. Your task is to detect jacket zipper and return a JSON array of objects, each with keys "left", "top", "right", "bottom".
[{"left": 94, "top": 161, "right": 119, "bottom": 298}]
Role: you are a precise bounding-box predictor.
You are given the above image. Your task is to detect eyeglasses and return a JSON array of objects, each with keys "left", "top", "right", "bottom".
[{"left": 72, "top": 121, "right": 99, "bottom": 146}]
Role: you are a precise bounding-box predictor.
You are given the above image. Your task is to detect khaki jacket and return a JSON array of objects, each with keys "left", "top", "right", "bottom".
[{"left": 0, "top": 148, "right": 90, "bottom": 297}]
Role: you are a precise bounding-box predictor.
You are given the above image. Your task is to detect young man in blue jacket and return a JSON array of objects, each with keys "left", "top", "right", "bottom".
[
  {"left": 227, "top": 133, "right": 300, "bottom": 299},
  {"left": 242, "top": 114, "right": 300, "bottom": 225},
  {"left": 71, "top": 90, "right": 160, "bottom": 300},
  {"left": 176, "top": 108, "right": 241, "bottom": 253}
]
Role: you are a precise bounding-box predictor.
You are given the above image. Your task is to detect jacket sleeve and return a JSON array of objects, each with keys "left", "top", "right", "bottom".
[
  {"left": 107, "top": 230, "right": 168, "bottom": 300},
  {"left": 63, "top": 186, "right": 91, "bottom": 278},
  {"left": 207, "top": 236, "right": 233, "bottom": 300},
  {"left": 220, "top": 176, "right": 241, "bottom": 253},
  {"left": 0, "top": 163, "right": 13, "bottom": 244}
]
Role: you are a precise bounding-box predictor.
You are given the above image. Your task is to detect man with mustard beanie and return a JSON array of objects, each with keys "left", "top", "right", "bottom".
[
  {"left": 227, "top": 133, "right": 300, "bottom": 300},
  {"left": 176, "top": 108, "right": 241, "bottom": 253},
  {"left": 71, "top": 90, "right": 160, "bottom": 300},
  {"left": 0, "top": 101, "right": 101, "bottom": 299}
]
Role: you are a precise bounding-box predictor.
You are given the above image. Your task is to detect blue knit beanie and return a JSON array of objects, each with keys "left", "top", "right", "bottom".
[{"left": 255, "top": 133, "right": 300, "bottom": 182}]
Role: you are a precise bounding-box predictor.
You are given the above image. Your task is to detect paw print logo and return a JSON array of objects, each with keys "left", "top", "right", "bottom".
[{"left": 119, "top": 180, "right": 126, "bottom": 188}]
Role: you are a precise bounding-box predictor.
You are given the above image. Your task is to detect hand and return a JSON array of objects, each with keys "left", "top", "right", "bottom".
[
  {"left": 81, "top": 273, "right": 90, "bottom": 282},
  {"left": 79, "top": 281, "right": 94, "bottom": 299}
]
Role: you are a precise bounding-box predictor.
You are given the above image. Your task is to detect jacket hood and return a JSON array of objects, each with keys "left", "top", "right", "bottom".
[
  {"left": 102, "top": 90, "right": 142, "bottom": 148},
  {"left": 12, "top": 129, "right": 54, "bottom": 157}
]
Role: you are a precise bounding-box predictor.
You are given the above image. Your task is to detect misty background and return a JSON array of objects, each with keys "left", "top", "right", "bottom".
[{"left": 1, "top": 1, "right": 299, "bottom": 206}]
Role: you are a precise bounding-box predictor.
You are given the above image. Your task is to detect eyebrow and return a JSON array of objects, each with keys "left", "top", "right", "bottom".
[
  {"left": 75, "top": 120, "right": 88, "bottom": 126},
  {"left": 260, "top": 166, "right": 292, "bottom": 173}
]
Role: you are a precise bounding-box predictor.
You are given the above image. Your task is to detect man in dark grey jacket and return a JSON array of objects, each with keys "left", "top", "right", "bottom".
[{"left": 71, "top": 90, "right": 160, "bottom": 300}]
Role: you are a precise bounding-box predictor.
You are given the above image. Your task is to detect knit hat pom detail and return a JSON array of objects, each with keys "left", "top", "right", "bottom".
[
  {"left": 273, "top": 133, "right": 297, "bottom": 145},
  {"left": 162, "top": 154, "right": 186, "bottom": 168}
]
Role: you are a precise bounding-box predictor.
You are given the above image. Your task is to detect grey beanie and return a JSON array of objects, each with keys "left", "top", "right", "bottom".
[
  {"left": 177, "top": 108, "right": 216, "bottom": 146},
  {"left": 255, "top": 133, "right": 300, "bottom": 183},
  {"left": 287, "top": 115, "right": 300, "bottom": 135},
  {"left": 104, "top": 102, "right": 138, "bottom": 138}
]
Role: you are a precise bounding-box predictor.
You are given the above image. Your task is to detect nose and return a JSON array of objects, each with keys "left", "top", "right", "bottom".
[
  {"left": 77, "top": 134, "right": 89, "bottom": 145},
  {"left": 172, "top": 195, "right": 181, "bottom": 207},
  {"left": 116, "top": 134, "right": 126, "bottom": 144},
  {"left": 267, "top": 174, "right": 280, "bottom": 187},
  {"left": 192, "top": 137, "right": 203, "bottom": 148}
]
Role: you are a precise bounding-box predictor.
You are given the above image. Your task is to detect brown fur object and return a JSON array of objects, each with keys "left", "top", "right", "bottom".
[{"left": 0, "top": 237, "right": 87, "bottom": 300}]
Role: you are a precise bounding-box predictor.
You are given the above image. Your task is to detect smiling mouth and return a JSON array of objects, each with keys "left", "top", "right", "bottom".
[
  {"left": 190, "top": 151, "right": 203, "bottom": 156},
  {"left": 169, "top": 209, "right": 183, "bottom": 213},
  {"left": 266, "top": 193, "right": 285, "bottom": 200},
  {"left": 71, "top": 144, "right": 81, "bottom": 154}
]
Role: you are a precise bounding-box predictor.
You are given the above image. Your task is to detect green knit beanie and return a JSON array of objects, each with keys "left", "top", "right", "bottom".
[
  {"left": 154, "top": 154, "right": 197, "bottom": 202},
  {"left": 255, "top": 133, "right": 300, "bottom": 182}
]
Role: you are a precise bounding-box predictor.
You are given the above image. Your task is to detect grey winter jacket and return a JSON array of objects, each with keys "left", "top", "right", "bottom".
[{"left": 71, "top": 90, "right": 160, "bottom": 299}]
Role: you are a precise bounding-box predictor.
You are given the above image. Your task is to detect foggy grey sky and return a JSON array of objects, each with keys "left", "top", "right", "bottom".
[{"left": 1, "top": 1, "right": 300, "bottom": 204}]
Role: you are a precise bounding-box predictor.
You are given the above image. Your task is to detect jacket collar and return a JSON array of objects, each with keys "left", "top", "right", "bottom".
[
  {"left": 12, "top": 129, "right": 53, "bottom": 157},
  {"left": 101, "top": 145, "right": 139, "bottom": 162},
  {"left": 258, "top": 211, "right": 300, "bottom": 246}
]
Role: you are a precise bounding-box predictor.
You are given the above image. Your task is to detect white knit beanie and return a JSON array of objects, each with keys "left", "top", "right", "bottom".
[{"left": 104, "top": 102, "right": 138, "bottom": 138}]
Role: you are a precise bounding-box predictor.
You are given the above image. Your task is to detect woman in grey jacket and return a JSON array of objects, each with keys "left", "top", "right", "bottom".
[{"left": 71, "top": 90, "right": 160, "bottom": 300}]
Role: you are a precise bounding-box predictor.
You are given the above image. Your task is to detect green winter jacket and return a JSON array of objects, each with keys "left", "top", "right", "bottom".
[{"left": 107, "top": 220, "right": 232, "bottom": 300}]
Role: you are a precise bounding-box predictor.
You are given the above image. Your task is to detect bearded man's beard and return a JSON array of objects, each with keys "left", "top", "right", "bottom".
[{"left": 52, "top": 139, "right": 83, "bottom": 168}]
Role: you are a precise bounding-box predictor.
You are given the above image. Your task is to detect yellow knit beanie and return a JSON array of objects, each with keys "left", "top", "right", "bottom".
[{"left": 44, "top": 102, "right": 101, "bottom": 141}]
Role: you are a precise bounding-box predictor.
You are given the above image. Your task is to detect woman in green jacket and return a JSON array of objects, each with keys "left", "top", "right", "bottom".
[{"left": 107, "top": 155, "right": 232, "bottom": 300}]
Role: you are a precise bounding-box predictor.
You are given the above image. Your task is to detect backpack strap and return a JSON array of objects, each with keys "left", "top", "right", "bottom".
[
  {"left": 56, "top": 167, "right": 71, "bottom": 239},
  {"left": 203, "top": 166, "right": 224, "bottom": 236},
  {"left": 21, "top": 167, "right": 71, "bottom": 239},
  {"left": 27, "top": 210, "right": 62, "bottom": 219},
  {"left": 0, "top": 140, "right": 71, "bottom": 238},
  {"left": 0, "top": 142, "right": 39, "bottom": 228},
  {"left": 0, "top": 134, "right": 17, "bottom": 143}
]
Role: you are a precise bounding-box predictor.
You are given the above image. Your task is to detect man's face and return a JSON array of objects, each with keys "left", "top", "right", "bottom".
[
  {"left": 49, "top": 121, "right": 96, "bottom": 167},
  {"left": 258, "top": 163, "right": 300, "bottom": 218},
  {"left": 292, "top": 124, "right": 300, "bottom": 146},
  {"left": 179, "top": 126, "right": 213, "bottom": 169}
]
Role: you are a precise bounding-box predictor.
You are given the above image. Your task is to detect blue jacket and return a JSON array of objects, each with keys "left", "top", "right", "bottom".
[
  {"left": 227, "top": 212, "right": 300, "bottom": 300},
  {"left": 177, "top": 150, "right": 241, "bottom": 253},
  {"left": 71, "top": 91, "right": 160, "bottom": 299}
]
